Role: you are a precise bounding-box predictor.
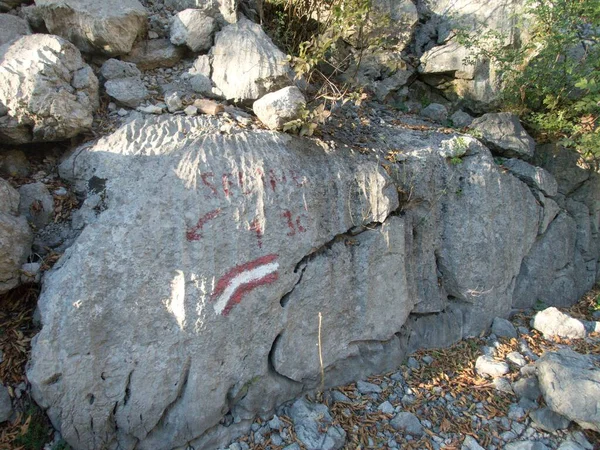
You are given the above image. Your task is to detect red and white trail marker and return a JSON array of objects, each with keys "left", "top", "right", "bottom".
[{"left": 211, "top": 254, "right": 279, "bottom": 316}]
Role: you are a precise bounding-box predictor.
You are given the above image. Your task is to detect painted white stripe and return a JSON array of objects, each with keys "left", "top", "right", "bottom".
[{"left": 213, "top": 262, "right": 279, "bottom": 315}]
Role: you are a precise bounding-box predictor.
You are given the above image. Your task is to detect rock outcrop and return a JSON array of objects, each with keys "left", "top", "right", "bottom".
[
  {"left": 0, "top": 13, "right": 31, "bottom": 47},
  {"left": 36, "top": 0, "right": 147, "bottom": 56},
  {"left": 0, "top": 34, "right": 98, "bottom": 144}
]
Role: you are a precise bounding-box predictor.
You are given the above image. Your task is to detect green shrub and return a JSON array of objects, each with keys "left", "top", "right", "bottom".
[{"left": 458, "top": 0, "right": 600, "bottom": 162}]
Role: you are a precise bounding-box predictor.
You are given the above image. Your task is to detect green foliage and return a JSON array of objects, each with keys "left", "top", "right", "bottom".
[
  {"left": 283, "top": 103, "right": 331, "bottom": 136},
  {"left": 457, "top": 0, "right": 600, "bottom": 162},
  {"left": 52, "top": 440, "right": 71, "bottom": 450}
]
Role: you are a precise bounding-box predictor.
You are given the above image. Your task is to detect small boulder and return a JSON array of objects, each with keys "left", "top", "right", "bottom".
[
  {"left": 513, "top": 376, "right": 541, "bottom": 401},
  {"left": 0, "top": 34, "right": 98, "bottom": 144},
  {"left": 18, "top": 182, "right": 54, "bottom": 230},
  {"left": 99, "top": 59, "right": 141, "bottom": 81},
  {"left": 530, "top": 407, "right": 571, "bottom": 432},
  {"left": 165, "top": 92, "right": 183, "bottom": 113},
  {"left": 462, "top": 435, "right": 485, "bottom": 450},
  {"left": 390, "top": 411, "right": 423, "bottom": 436},
  {"left": 122, "top": 39, "right": 186, "bottom": 70},
  {"left": 536, "top": 348, "right": 600, "bottom": 432},
  {"left": 491, "top": 317, "right": 517, "bottom": 339},
  {"left": 253, "top": 86, "right": 306, "bottom": 130},
  {"left": 451, "top": 110, "right": 474, "bottom": 128},
  {"left": 100, "top": 59, "right": 147, "bottom": 108},
  {"left": 470, "top": 112, "right": 535, "bottom": 158},
  {"left": 288, "top": 398, "right": 346, "bottom": 450},
  {"left": 505, "top": 442, "right": 550, "bottom": 450},
  {"left": 356, "top": 380, "right": 382, "bottom": 395},
  {"left": 0, "top": 13, "right": 31, "bottom": 47},
  {"left": 36, "top": 0, "right": 147, "bottom": 56},
  {"left": 211, "top": 16, "right": 292, "bottom": 101},
  {"left": 532, "top": 307, "right": 586, "bottom": 339},
  {"left": 475, "top": 355, "right": 509, "bottom": 378},
  {"left": 421, "top": 103, "right": 448, "bottom": 123},
  {"left": 170, "top": 9, "right": 217, "bottom": 52}
]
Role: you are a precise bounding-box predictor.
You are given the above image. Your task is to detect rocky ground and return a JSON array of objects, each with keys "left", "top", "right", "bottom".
[{"left": 0, "top": 279, "right": 598, "bottom": 449}]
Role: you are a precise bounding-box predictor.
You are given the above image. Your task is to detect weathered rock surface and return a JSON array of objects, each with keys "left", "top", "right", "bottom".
[
  {"left": 165, "top": 0, "right": 238, "bottom": 24},
  {"left": 0, "top": 178, "right": 32, "bottom": 294},
  {"left": 36, "top": 0, "right": 147, "bottom": 56},
  {"left": 211, "top": 16, "right": 292, "bottom": 102},
  {"left": 0, "top": 34, "right": 98, "bottom": 143},
  {"left": 122, "top": 39, "right": 186, "bottom": 70},
  {"left": 503, "top": 159, "right": 558, "bottom": 197},
  {"left": 0, "top": 0, "right": 24, "bottom": 11},
  {"left": 536, "top": 348, "right": 600, "bottom": 432},
  {"left": 100, "top": 59, "right": 147, "bottom": 108},
  {"left": 288, "top": 398, "right": 346, "bottom": 450},
  {"left": 470, "top": 113, "right": 536, "bottom": 158},
  {"left": 170, "top": 8, "right": 217, "bottom": 52},
  {"left": 0, "top": 13, "right": 31, "bottom": 47},
  {"left": 253, "top": 86, "right": 306, "bottom": 131},
  {"left": 18, "top": 182, "right": 54, "bottom": 230},
  {"left": 29, "top": 116, "right": 399, "bottom": 450},
  {"left": 532, "top": 307, "right": 587, "bottom": 339},
  {"left": 0, "top": 385, "right": 12, "bottom": 422}
]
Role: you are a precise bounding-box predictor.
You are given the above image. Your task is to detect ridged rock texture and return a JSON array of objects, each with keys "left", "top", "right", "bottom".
[{"left": 28, "top": 116, "right": 600, "bottom": 450}]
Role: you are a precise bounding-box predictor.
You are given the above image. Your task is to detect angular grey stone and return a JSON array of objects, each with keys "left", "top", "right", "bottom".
[
  {"left": 105, "top": 78, "right": 148, "bottom": 108},
  {"left": 475, "top": 355, "right": 509, "bottom": 378},
  {"left": 505, "top": 442, "right": 549, "bottom": 450},
  {"left": 164, "top": 0, "right": 238, "bottom": 24},
  {"left": 0, "top": 35, "right": 98, "bottom": 144},
  {"left": 451, "top": 110, "right": 474, "bottom": 128},
  {"left": 508, "top": 404, "right": 526, "bottom": 420},
  {"left": 170, "top": 9, "right": 217, "bottom": 52},
  {"left": 491, "top": 317, "right": 517, "bottom": 339},
  {"left": 21, "top": 261, "right": 42, "bottom": 284},
  {"left": 211, "top": 16, "right": 292, "bottom": 101},
  {"left": 18, "top": 5, "right": 46, "bottom": 30},
  {"left": 462, "top": 435, "right": 485, "bottom": 450},
  {"left": 18, "top": 182, "right": 54, "bottom": 230},
  {"left": 165, "top": 92, "right": 183, "bottom": 112},
  {"left": 190, "top": 74, "right": 214, "bottom": 96},
  {"left": 390, "top": 412, "right": 423, "bottom": 436},
  {"left": 357, "top": 380, "right": 382, "bottom": 395},
  {"left": 289, "top": 398, "right": 346, "bottom": 450},
  {"left": 36, "top": 0, "right": 147, "bottom": 56},
  {"left": 99, "top": 59, "right": 141, "bottom": 81},
  {"left": 513, "top": 376, "right": 541, "bottom": 402},
  {"left": 493, "top": 376, "right": 513, "bottom": 394},
  {"left": 377, "top": 400, "right": 395, "bottom": 414},
  {"left": 137, "top": 105, "right": 164, "bottom": 114},
  {"left": 268, "top": 415, "right": 282, "bottom": 430},
  {"left": 470, "top": 113, "right": 536, "bottom": 158},
  {"left": 558, "top": 442, "right": 586, "bottom": 450},
  {"left": 0, "top": 385, "right": 11, "bottom": 422},
  {"left": 253, "top": 86, "right": 306, "bottom": 131},
  {"left": 536, "top": 348, "right": 600, "bottom": 432},
  {"left": 533, "top": 143, "right": 589, "bottom": 196},
  {"left": 421, "top": 103, "right": 448, "bottom": 123},
  {"left": 532, "top": 307, "right": 586, "bottom": 339},
  {"left": 0, "top": 13, "right": 31, "bottom": 47},
  {"left": 122, "top": 39, "right": 186, "bottom": 70},
  {"left": 530, "top": 407, "right": 570, "bottom": 432},
  {"left": 330, "top": 390, "right": 351, "bottom": 403},
  {"left": 503, "top": 159, "right": 558, "bottom": 197},
  {"left": 506, "top": 351, "right": 527, "bottom": 367},
  {"left": 184, "top": 105, "right": 198, "bottom": 116},
  {"left": 537, "top": 194, "right": 561, "bottom": 235},
  {"left": 28, "top": 116, "right": 398, "bottom": 450}
]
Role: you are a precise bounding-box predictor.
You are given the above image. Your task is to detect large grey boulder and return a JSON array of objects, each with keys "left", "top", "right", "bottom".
[
  {"left": 252, "top": 86, "right": 306, "bottom": 131},
  {"left": 470, "top": 113, "right": 536, "bottom": 158},
  {"left": 28, "top": 116, "right": 400, "bottom": 450},
  {"left": 170, "top": 8, "right": 217, "bottom": 52},
  {"left": 36, "top": 0, "right": 147, "bottom": 56},
  {"left": 0, "top": 13, "right": 31, "bottom": 47},
  {"left": 211, "top": 16, "right": 292, "bottom": 102},
  {"left": 164, "top": 0, "right": 238, "bottom": 24},
  {"left": 0, "top": 178, "right": 33, "bottom": 294},
  {"left": 0, "top": 34, "right": 98, "bottom": 144},
  {"left": 503, "top": 159, "right": 558, "bottom": 197},
  {"left": 536, "top": 348, "right": 600, "bottom": 432}
]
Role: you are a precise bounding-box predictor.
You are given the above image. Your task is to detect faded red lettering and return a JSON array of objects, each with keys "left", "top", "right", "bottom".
[
  {"left": 186, "top": 209, "right": 221, "bottom": 241},
  {"left": 200, "top": 172, "right": 217, "bottom": 197},
  {"left": 249, "top": 218, "right": 263, "bottom": 248},
  {"left": 222, "top": 173, "right": 233, "bottom": 198}
]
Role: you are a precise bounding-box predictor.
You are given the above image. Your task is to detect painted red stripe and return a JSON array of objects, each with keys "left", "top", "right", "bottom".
[
  {"left": 211, "top": 254, "right": 278, "bottom": 300},
  {"left": 221, "top": 272, "right": 279, "bottom": 316}
]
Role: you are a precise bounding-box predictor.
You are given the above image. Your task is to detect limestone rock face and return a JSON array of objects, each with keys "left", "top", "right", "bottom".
[
  {"left": 28, "top": 116, "right": 399, "bottom": 450},
  {"left": 36, "top": 0, "right": 147, "bottom": 56},
  {"left": 211, "top": 16, "right": 292, "bottom": 102},
  {"left": 470, "top": 113, "right": 536, "bottom": 158},
  {"left": 0, "top": 178, "right": 32, "bottom": 294},
  {"left": 0, "top": 13, "right": 31, "bottom": 47},
  {"left": 164, "top": 0, "right": 238, "bottom": 24},
  {"left": 0, "top": 34, "right": 98, "bottom": 144}
]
